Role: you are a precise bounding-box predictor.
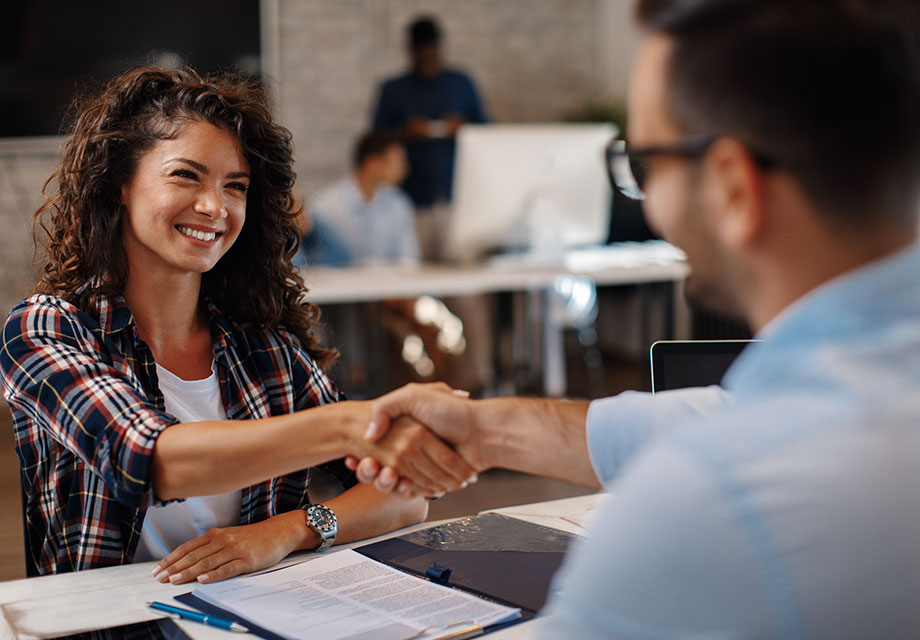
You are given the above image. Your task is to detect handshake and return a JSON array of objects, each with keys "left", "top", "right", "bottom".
[
  {"left": 341, "top": 382, "right": 598, "bottom": 497},
  {"left": 344, "top": 383, "right": 483, "bottom": 499}
]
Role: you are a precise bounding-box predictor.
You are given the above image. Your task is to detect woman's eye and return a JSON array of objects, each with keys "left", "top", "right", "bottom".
[
  {"left": 171, "top": 169, "right": 197, "bottom": 180},
  {"left": 227, "top": 182, "right": 249, "bottom": 193}
]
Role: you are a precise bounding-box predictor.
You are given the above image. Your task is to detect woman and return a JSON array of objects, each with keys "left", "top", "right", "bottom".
[{"left": 0, "top": 67, "right": 474, "bottom": 582}]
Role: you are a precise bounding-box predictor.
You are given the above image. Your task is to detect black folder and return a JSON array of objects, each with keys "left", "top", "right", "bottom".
[{"left": 355, "top": 512, "right": 579, "bottom": 617}]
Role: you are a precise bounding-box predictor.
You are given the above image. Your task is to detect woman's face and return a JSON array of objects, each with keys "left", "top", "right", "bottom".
[{"left": 120, "top": 119, "right": 249, "bottom": 279}]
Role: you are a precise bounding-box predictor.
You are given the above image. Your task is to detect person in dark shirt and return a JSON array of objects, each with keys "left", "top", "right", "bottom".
[{"left": 372, "top": 16, "right": 488, "bottom": 259}]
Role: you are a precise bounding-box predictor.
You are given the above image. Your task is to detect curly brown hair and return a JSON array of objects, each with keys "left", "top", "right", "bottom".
[{"left": 32, "top": 66, "right": 336, "bottom": 367}]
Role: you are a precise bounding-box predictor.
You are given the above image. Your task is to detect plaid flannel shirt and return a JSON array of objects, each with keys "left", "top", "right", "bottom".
[{"left": 1, "top": 293, "right": 346, "bottom": 575}]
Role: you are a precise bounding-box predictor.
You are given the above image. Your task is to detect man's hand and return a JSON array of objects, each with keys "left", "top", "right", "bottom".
[
  {"left": 355, "top": 414, "right": 478, "bottom": 497},
  {"left": 403, "top": 116, "right": 432, "bottom": 139},
  {"left": 346, "top": 383, "right": 488, "bottom": 496},
  {"left": 152, "top": 513, "right": 306, "bottom": 585},
  {"left": 443, "top": 114, "right": 466, "bottom": 137}
]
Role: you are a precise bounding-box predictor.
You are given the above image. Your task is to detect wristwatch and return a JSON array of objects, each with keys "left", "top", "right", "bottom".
[{"left": 303, "top": 503, "right": 337, "bottom": 551}]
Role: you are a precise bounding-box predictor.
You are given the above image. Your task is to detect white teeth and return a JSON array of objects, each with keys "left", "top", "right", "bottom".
[{"left": 177, "top": 226, "right": 217, "bottom": 242}]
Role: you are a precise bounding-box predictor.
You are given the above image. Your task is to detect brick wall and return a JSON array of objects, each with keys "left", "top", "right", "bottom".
[
  {"left": 274, "top": 0, "right": 639, "bottom": 195},
  {"left": 0, "top": 0, "right": 640, "bottom": 318},
  {"left": 0, "top": 141, "right": 59, "bottom": 319}
]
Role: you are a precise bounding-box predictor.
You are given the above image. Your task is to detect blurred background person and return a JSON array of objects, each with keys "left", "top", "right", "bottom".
[
  {"left": 291, "top": 193, "right": 352, "bottom": 268},
  {"left": 372, "top": 15, "right": 488, "bottom": 260},
  {"left": 372, "top": 16, "right": 495, "bottom": 395},
  {"left": 294, "top": 132, "right": 455, "bottom": 393},
  {"left": 296, "top": 131, "right": 419, "bottom": 267}
]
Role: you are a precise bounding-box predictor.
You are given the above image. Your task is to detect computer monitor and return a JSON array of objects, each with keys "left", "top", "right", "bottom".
[{"left": 445, "top": 124, "right": 616, "bottom": 261}]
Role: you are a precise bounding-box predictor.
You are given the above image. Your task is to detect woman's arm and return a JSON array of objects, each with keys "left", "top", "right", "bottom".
[
  {"left": 152, "top": 485, "right": 428, "bottom": 584},
  {"left": 151, "top": 405, "right": 477, "bottom": 500}
]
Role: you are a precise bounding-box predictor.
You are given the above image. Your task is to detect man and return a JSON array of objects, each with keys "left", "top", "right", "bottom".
[
  {"left": 354, "top": 0, "right": 920, "bottom": 636},
  {"left": 372, "top": 15, "right": 488, "bottom": 259},
  {"left": 373, "top": 17, "right": 495, "bottom": 393},
  {"left": 299, "top": 131, "right": 419, "bottom": 266}
]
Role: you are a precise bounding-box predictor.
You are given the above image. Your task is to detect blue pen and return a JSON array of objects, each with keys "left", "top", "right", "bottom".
[{"left": 146, "top": 601, "right": 250, "bottom": 633}]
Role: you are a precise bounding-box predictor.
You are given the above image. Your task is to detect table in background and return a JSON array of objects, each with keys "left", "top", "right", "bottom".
[
  {"left": 0, "top": 494, "right": 603, "bottom": 640},
  {"left": 301, "top": 241, "right": 689, "bottom": 398}
]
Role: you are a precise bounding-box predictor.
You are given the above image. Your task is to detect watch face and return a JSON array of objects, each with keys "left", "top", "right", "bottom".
[{"left": 309, "top": 505, "right": 337, "bottom": 532}]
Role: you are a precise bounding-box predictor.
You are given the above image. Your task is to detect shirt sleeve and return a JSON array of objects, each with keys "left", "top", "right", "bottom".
[
  {"left": 0, "top": 298, "right": 177, "bottom": 508},
  {"left": 536, "top": 442, "right": 778, "bottom": 639},
  {"left": 586, "top": 386, "right": 731, "bottom": 484}
]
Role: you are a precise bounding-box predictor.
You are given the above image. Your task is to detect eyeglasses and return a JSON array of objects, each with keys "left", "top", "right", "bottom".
[
  {"left": 605, "top": 134, "right": 718, "bottom": 201},
  {"left": 606, "top": 135, "right": 776, "bottom": 200}
]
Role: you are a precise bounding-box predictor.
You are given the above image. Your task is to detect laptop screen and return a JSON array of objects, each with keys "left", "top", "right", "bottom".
[{"left": 650, "top": 340, "right": 755, "bottom": 393}]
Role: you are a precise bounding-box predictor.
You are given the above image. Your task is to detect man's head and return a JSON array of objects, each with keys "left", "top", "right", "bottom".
[
  {"left": 628, "top": 0, "right": 920, "bottom": 326},
  {"left": 408, "top": 16, "right": 442, "bottom": 80},
  {"left": 354, "top": 131, "right": 409, "bottom": 188}
]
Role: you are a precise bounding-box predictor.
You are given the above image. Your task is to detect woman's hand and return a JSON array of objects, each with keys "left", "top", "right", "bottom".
[{"left": 152, "top": 511, "right": 315, "bottom": 585}]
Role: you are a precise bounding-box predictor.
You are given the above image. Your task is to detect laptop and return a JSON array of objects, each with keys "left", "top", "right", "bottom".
[{"left": 650, "top": 340, "right": 756, "bottom": 393}]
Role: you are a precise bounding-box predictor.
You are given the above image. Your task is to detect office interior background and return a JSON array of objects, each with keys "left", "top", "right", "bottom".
[{"left": 0, "top": 0, "right": 729, "bottom": 581}]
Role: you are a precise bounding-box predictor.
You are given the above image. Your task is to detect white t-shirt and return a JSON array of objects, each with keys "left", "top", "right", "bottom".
[{"left": 133, "top": 363, "right": 242, "bottom": 563}]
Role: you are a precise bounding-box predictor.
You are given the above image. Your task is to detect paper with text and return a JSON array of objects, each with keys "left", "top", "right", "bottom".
[{"left": 193, "top": 549, "right": 520, "bottom": 640}]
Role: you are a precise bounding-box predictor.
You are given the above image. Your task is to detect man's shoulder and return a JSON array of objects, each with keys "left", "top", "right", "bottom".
[
  {"left": 440, "top": 67, "right": 475, "bottom": 81},
  {"left": 375, "top": 185, "right": 414, "bottom": 212},
  {"left": 379, "top": 72, "right": 415, "bottom": 92},
  {"left": 311, "top": 178, "right": 358, "bottom": 214}
]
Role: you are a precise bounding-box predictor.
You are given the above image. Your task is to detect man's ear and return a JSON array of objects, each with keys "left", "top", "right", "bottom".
[{"left": 704, "top": 137, "right": 766, "bottom": 248}]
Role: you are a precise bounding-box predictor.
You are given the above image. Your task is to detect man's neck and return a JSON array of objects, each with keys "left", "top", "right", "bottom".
[
  {"left": 354, "top": 171, "right": 380, "bottom": 203},
  {"left": 747, "top": 225, "right": 918, "bottom": 332}
]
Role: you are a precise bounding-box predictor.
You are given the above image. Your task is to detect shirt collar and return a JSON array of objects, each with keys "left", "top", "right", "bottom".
[
  {"left": 89, "top": 285, "right": 239, "bottom": 351},
  {"left": 91, "top": 291, "right": 136, "bottom": 338},
  {"left": 723, "top": 242, "right": 920, "bottom": 391},
  {"left": 204, "top": 298, "right": 239, "bottom": 351}
]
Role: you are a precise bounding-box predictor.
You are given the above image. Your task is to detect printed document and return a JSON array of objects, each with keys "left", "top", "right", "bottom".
[{"left": 194, "top": 549, "right": 520, "bottom": 639}]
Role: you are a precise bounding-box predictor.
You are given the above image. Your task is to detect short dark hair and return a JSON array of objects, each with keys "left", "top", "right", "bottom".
[
  {"left": 353, "top": 131, "right": 402, "bottom": 168},
  {"left": 409, "top": 16, "right": 441, "bottom": 49},
  {"left": 637, "top": 0, "right": 920, "bottom": 228}
]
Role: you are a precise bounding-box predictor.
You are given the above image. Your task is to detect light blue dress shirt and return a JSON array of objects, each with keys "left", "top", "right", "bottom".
[
  {"left": 308, "top": 177, "right": 420, "bottom": 265},
  {"left": 539, "top": 243, "right": 920, "bottom": 639}
]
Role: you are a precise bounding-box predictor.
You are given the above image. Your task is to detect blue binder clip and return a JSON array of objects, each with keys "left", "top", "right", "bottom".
[{"left": 426, "top": 563, "right": 452, "bottom": 583}]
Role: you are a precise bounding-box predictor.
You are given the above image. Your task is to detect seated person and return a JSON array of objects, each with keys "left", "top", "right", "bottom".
[
  {"left": 292, "top": 196, "right": 353, "bottom": 267},
  {"left": 298, "top": 131, "right": 420, "bottom": 266},
  {"left": 0, "top": 67, "right": 476, "bottom": 582}
]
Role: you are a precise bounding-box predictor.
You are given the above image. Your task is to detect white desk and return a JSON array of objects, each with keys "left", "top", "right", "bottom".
[
  {"left": 301, "top": 242, "right": 688, "bottom": 304},
  {"left": 301, "top": 242, "right": 689, "bottom": 397},
  {"left": 0, "top": 494, "right": 603, "bottom": 640}
]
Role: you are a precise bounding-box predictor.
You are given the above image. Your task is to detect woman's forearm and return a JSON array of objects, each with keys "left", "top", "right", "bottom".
[
  {"left": 320, "top": 483, "right": 428, "bottom": 548},
  {"left": 151, "top": 401, "right": 369, "bottom": 500}
]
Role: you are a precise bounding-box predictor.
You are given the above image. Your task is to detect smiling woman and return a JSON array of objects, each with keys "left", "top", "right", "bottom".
[{"left": 0, "top": 67, "right": 477, "bottom": 582}]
